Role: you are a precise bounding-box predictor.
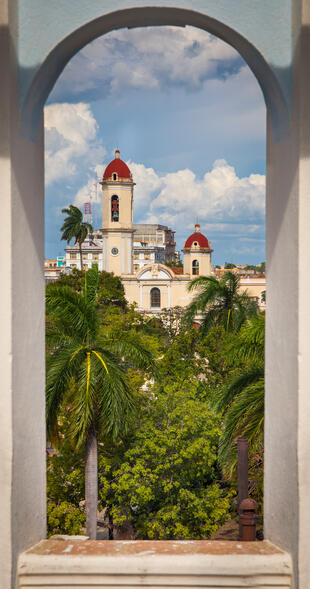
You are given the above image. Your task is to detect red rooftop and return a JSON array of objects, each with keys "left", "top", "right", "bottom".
[{"left": 103, "top": 149, "right": 132, "bottom": 180}]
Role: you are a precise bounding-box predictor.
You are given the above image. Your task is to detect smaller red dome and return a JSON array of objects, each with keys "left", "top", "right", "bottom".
[
  {"left": 103, "top": 150, "right": 131, "bottom": 180},
  {"left": 184, "top": 224, "right": 210, "bottom": 249}
]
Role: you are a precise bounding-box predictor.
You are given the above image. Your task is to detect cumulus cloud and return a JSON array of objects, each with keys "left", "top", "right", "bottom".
[
  {"left": 133, "top": 159, "right": 265, "bottom": 231},
  {"left": 44, "top": 105, "right": 264, "bottom": 251},
  {"left": 128, "top": 162, "right": 163, "bottom": 208},
  {"left": 73, "top": 164, "right": 105, "bottom": 207},
  {"left": 44, "top": 27, "right": 265, "bottom": 263},
  {"left": 72, "top": 158, "right": 265, "bottom": 252},
  {"left": 44, "top": 103, "right": 106, "bottom": 185},
  {"left": 51, "top": 26, "right": 242, "bottom": 101}
]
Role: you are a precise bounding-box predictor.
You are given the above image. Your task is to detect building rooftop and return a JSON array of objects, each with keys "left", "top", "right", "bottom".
[
  {"left": 184, "top": 224, "right": 210, "bottom": 249},
  {"left": 103, "top": 149, "right": 132, "bottom": 180},
  {"left": 133, "top": 223, "right": 174, "bottom": 232}
]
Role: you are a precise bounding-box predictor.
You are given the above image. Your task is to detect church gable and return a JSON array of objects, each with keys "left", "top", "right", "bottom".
[{"left": 137, "top": 264, "right": 173, "bottom": 281}]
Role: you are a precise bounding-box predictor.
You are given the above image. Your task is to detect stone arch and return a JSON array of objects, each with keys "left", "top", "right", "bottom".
[
  {"left": 21, "top": 6, "right": 288, "bottom": 140},
  {"left": 4, "top": 2, "right": 310, "bottom": 587},
  {"left": 192, "top": 260, "right": 199, "bottom": 275}
]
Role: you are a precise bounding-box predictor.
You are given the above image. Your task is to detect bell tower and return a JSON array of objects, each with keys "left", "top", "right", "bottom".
[
  {"left": 183, "top": 224, "right": 213, "bottom": 277},
  {"left": 101, "top": 149, "right": 135, "bottom": 275}
]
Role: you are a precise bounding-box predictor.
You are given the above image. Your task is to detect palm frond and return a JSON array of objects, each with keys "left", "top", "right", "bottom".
[
  {"left": 218, "top": 379, "right": 264, "bottom": 478},
  {"left": 187, "top": 275, "right": 219, "bottom": 293},
  {"left": 46, "top": 265, "right": 155, "bottom": 453},
  {"left": 46, "top": 342, "right": 85, "bottom": 437},
  {"left": 92, "top": 350, "right": 109, "bottom": 374},
  {"left": 91, "top": 351, "right": 135, "bottom": 439},
  {"left": 83, "top": 266, "right": 99, "bottom": 307},
  {"left": 213, "top": 365, "right": 264, "bottom": 414},
  {"left": 101, "top": 335, "right": 157, "bottom": 375},
  {"left": 225, "top": 315, "right": 264, "bottom": 365},
  {"left": 184, "top": 271, "right": 258, "bottom": 335},
  {"left": 69, "top": 355, "right": 97, "bottom": 447},
  {"left": 60, "top": 205, "right": 93, "bottom": 246},
  {"left": 46, "top": 285, "right": 98, "bottom": 341}
]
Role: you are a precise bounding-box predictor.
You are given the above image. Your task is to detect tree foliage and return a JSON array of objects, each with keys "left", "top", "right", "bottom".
[
  {"left": 46, "top": 265, "right": 265, "bottom": 538},
  {"left": 185, "top": 272, "right": 258, "bottom": 335},
  {"left": 46, "top": 266, "right": 155, "bottom": 537},
  {"left": 244, "top": 262, "right": 265, "bottom": 273},
  {"left": 212, "top": 314, "right": 265, "bottom": 498},
  {"left": 99, "top": 381, "right": 232, "bottom": 539},
  {"left": 224, "top": 262, "right": 236, "bottom": 269},
  {"left": 46, "top": 422, "right": 85, "bottom": 536},
  {"left": 47, "top": 501, "right": 86, "bottom": 537},
  {"left": 48, "top": 268, "right": 127, "bottom": 310},
  {"left": 60, "top": 205, "right": 93, "bottom": 270}
]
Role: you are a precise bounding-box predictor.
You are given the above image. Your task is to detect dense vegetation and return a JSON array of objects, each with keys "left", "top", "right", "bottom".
[{"left": 46, "top": 268, "right": 264, "bottom": 539}]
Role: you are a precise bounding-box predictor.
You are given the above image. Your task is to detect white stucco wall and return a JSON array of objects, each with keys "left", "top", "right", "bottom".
[
  {"left": 0, "top": 4, "right": 46, "bottom": 588},
  {"left": 2, "top": 1, "right": 310, "bottom": 588},
  {"left": 264, "top": 6, "right": 310, "bottom": 588}
]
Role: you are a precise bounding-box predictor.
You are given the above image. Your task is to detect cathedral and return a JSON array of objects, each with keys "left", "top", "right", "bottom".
[
  {"left": 64, "top": 150, "right": 265, "bottom": 312},
  {"left": 100, "top": 150, "right": 213, "bottom": 311}
]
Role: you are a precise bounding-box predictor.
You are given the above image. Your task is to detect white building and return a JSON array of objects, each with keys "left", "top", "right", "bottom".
[
  {"left": 65, "top": 235, "right": 104, "bottom": 271},
  {"left": 132, "top": 223, "right": 176, "bottom": 272}
]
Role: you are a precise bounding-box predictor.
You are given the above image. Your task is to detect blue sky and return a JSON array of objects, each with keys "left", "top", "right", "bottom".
[{"left": 45, "top": 26, "right": 266, "bottom": 265}]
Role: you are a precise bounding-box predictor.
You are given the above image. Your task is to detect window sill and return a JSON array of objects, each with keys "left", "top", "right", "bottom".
[{"left": 18, "top": 538, "right": 292, "bottom": 588}]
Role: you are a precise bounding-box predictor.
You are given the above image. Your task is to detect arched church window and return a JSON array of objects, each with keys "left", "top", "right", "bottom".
[
  {"left": 113, "top": 173, "right": 117, "bottom": 181},
  {"left": 192, "top": 260, "right": 199, "bottom": 275},
  {"left": 111, "top": 195, "right": 119, "bottom": 222},
  {"left": 150, "top": 287, "right": 161, "bottom": 308}
]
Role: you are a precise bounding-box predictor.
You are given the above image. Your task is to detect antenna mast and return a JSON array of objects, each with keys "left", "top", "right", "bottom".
[
  {"left": 83, "top": 201, "right": 92, "bottom": 226},
  {"left": 83, "top": 174, "right": 98, "bottom": 228}
]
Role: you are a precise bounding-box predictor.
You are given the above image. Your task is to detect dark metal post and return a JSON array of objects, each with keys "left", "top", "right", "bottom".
[
  {"left": 237, "top": 437, "right": 248, "bottom": 539},
  {"left": 239, "top": 498, "right": 258, "bottom": 541}
]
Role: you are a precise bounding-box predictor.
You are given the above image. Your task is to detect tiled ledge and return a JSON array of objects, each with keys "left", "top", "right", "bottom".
[{"left": 18, "top": 538, "right": 292, "bottom": 588}]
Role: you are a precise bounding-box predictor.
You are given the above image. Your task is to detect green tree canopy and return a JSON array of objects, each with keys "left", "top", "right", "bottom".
[
  {"left": 224, "top": 262, "right": 236, "bottom": 269},
  {"left": 47, "top": 431, "right": 85, "bottom": 536},
  {"left": 48, "top": 268, "right": 127, "bottom": 311},
  {"left": 99, "top": 380, "right": 232, "bottom": 540}
]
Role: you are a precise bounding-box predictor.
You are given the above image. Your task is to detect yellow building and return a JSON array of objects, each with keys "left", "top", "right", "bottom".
[
  {"left": 96, "top": 150, "right": 266, "bottom": 312},
  {"left": 101, "top": 150, "right": 217, "bottom": 312},
  {"left": 101, "top": 149, "right": 135, "bottom": 276}
]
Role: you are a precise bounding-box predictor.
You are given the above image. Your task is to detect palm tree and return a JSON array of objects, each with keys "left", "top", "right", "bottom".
[
  {"left": 61, "top": 205, "right": 93, "bottom": 271},
  {"left": 46, "top": 267, "right": 155, "bottom": 538},
  {"left": 185, "top": 272, "right": 258, "bottom": 335},
  {"left": 213, "top": 313, "right": 265, "bottom": 479}
]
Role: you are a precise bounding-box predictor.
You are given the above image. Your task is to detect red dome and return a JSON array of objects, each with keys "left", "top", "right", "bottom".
[
  {"left": 103, "top": 150, "right": 131, "bottom": 180},
  {"left": 184, "top": 224, "right": 210, "bottom": 249}
]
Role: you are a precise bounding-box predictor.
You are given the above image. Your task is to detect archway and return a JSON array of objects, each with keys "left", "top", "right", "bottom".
[
  {"left": 35, "top": 5, "right": 278, "bottom": 548},
  {"left": 4, "top": 4, "right": 310, "bottom": 589},
  {"left": 24, "top": 2, "right": 284, "bottom": 547},
  {"left": 21, "top": 7, "right": 288, "bottom": 141},
  {"left": 192, "top": 260, "right": 199, "bottom": 276}
]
